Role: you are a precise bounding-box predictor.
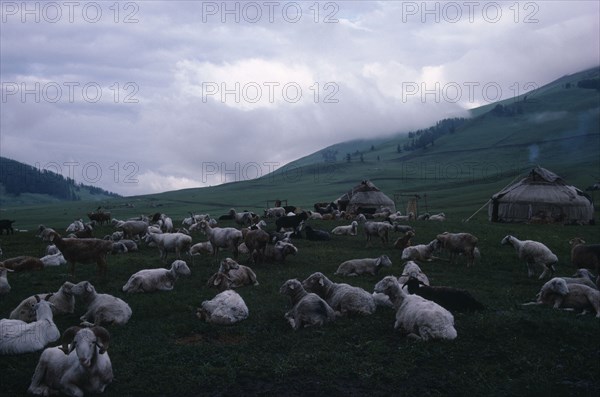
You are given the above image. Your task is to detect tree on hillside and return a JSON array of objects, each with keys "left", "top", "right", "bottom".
[{"left": 346, "top": 153, "right": 351, "bottom": 163}]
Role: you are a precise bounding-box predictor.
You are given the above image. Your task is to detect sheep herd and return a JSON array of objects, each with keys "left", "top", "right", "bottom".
[{"left": 0, "top": 206, "right": 599, "bottom": 396}]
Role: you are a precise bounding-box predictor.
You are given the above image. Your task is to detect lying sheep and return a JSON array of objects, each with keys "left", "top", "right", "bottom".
[
  {"left": 524, "top": 277, "right": 600, "bottom": 317},
  {"left": 196, "top": 290, "right": 249, "bottom": 325},
  {"left": 572, "top": 269, "right": 598, "bottom": 289},
  {"left": 279, "top": 279, "right": 336, "bottom": 330},
  {"left": 207, "top": 258, "right": 259, "bottom": 292},
  {"left": 28, "top": 326, "right": 113, "bottom": 397},
  {"left": 0, "top": 256, "right": 44, "bottom": 272},
  {"left": 331, "top": 221, "right": 358, "bottom": 236},
  {"left": 71, "top": 281, "right": 132, "bottom": 326},
  {"left": 401, "top": 240, "right": 443, "bottom": 262},
  {"left": 402, "top": 277, "right": 485, "bottom": 312},
  {"left": 436, "top": 232, "right": 480, "bottom": 267},
  {"left": 374, "top": 276, "right": 457, "bottom": 341},
  {"left": 263, "top": 241, "right": 298, "bottom": 263},
  {"left": 394, "top": 230, "right": 414, "bottom": 251},
  {"left": 10, "top": 281, "right": 76, "bottom": 322},
  {"left": 0, "top": 266, "right": 13, "bottom": 295},
  {"left": 304, "top": 226, "right": 331, "bottom": 241},
  {"left": 40, "top": 252, "right": 67, "bottom": 267},
  {"left": 122, "top": 260, "right": 191, "bottom": 293},
  {"left": 190, "top": 241, "right": 214, "bottom": 256},
  {"left": 428, "top": 212, "right": 446, "bottom": 222},
  {"left": 501, "top": 235, "right": 558, "bottom": 279},
  {"left": 302, "top": 272, "right": 376, "bottom": 316},
  {"left": 335, "top": 255, "right": 392, "bottom": 276}
]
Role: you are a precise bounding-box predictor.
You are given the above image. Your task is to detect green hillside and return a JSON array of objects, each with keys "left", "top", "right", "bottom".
[{"left": 1, "top": 67, "right": 599, "bottom": 229}]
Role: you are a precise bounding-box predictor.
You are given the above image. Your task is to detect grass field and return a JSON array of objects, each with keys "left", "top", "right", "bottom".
[{"left": 1, "top": 214, "right": 599, "bottom": 396}]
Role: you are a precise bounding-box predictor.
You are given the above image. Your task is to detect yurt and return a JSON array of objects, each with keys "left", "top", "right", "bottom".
[
  {"left": 488, "top": 166, "right": 594, "bottom": 224},
  {"left": 337, "top": 180, "right": 396, "bottom": 214}
]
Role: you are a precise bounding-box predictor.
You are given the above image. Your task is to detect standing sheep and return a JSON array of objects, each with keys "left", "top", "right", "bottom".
[
  {"left": 44, "top": 231, "right": 114, "bottom": 277},
  {"left": 569, "top": 238, "right": 600, "bottom": 274},
  {"left": 122, "top": 260, "right": 191, "bottom": 293},
  {"left": 143, "top": 232, "right": 193, "bottom": 262},
  {"left": 302, "top": 272, "right": 376, "bottom": 316},
  {"left": 501, "top": 235, "right": 558, "bottom": 279},
  {"left": 363, "top": 221, "right": 395, "bottom": 246},
  {"left": 436, "top": 232, "right": 480, "bottom": 267},
  {"left": 279, "top": 279, "right": 336, "bottom": 331},
  {"left": 197, "top": 221, "right": 243, "bottom": 258}
]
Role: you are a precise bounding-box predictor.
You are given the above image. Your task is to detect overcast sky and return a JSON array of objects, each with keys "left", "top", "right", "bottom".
[{"left": 1, "top": 0, "right": 598, "bottom": 196}]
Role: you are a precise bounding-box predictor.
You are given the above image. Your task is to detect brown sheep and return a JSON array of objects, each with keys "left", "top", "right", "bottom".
[
  {"left": 0, "top": 256, "right": 44, "bottom": 272},
  {"left": 45, "top": 231, "right": 114, "bottom": 277}
]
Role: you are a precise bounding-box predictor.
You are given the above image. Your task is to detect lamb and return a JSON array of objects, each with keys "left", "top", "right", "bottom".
[
  {"left": 569, "top": 237, "right": 600, "bottom": 273},
  {"left": 206, "top": 258, "right": 258, "bottom": 292},
  {"left": 436, "top": 232, "right": 480, "bottom": 267},
  {"left": 373, "top": 276, "right": 457, "bottom": 341},
  {"left": 0, "top": 266, "right": 13, "bottom": 295},
  {"left": 0, "top": 295, "right": 60, "bottom": 355},
  {"left": 524, "top": 277, "right": 600, "bottom": 317},
  {"left": 331, "top": 221, "right": 358, "bottom": 236},
  {"left": 279, "top": 279, "right": 336, "bottom": 330},
  {"left": 196, "top": 290, "right": 249, "bottom": 325},
  {"left": 302, "top": 272, "right": 376, "bottom": 316},
  {"left": 263, "top": 241, "right": 298, "bottom": 263},
  {"left": 501, "top": 235, "right": 558, "bottom": 279},
  {"left": 28, "top": 326, "right": 112, "bottom": 397},
  {"left": 0, "top": 255, "right": 44, "bottom": 271},
  {"left": 143, "top": 232, "right": 193, "bottom": 262},
  {"left": 117, "top": 220, "right": 149, "bottom": 240},
  {"left": 122, "top": 259, "right": 191, "bottom": 293},
  {"left": 394, "top": 230, "right": 414, "bottom": 251},
  {"left": 428, "top": 212, "right": 446, "bottom": 221},
  {"left": 401, "top": 239, "right": 442, "bottom": 262},
  {"left": 40, "top": 252, "right": 67, "bottom": 267},
  {"left": 71, "top": 281, "right": 132, "bottom": 326},
  {"left": 190, "top": 241, "right": 214, "bottom": 256},
  {"left": 10, "top": 282, "right": 76, "bottom": 322},
  {"left": 402, "top": 277, "right": 485, "bottom": 312},
  {"left": 304, "top": 225, "right": 331, "bottom": 241},
  {"left": 44, "top": 231, "right": 114, "bottom": 277},
  {"left": 197, "top": 220, "right": 243, "bottom": 258},
  {"left": 335, "top": 255, "right": 392, "bottom": 276},
  {"left": 363, "top": 221, "right": 395, "bottom": 246}
]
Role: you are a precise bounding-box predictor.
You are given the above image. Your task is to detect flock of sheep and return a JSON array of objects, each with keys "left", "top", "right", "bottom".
[{"left": 0, "top": 206, "right": 599, "bottom": 396}]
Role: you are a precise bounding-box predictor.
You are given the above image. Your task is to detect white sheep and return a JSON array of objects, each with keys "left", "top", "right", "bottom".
[
  {"left": 46, "top": 244, "right": 60, "bottom": 255},
  {"left": 122, "top": 260, "right": 191, "bottom": 293},
  {"left": 190, "top": 241, "right": 214, "bottom": 256},
  {"left": 0, "top": 266, "right": 13, "bottom": 296},
  {"left": 0, "top": 295, "right": 60, "bottom": 355},
  {"left": 279, "top": 279, "right": 336, "bottom": 330},
  {"left": 264, "top": 207, "right": 286, "bottom": 218},
  {"left": 10, "top": 281, "right": 76, "bottom": 322},
  {"left": 335, "top": 255, "right": 392, "bottom": 276},
  {"left": 363, "top": 221, "right": 395, "bottom": 246},
  {"left": 40, "top": 252, "right": 67, "bottom": 267},
  {"left": 401, "top": 239, "right": 442, "bottom": 262},
  {"left": 501, "top": 235, "right": 558, "bottom": 279},
  {"left": 117, "top": 220, "right": 149, "bottom": 241},
  {"left": 229, "top": 208, "right": 255, "bottom": 226},
  {"left": 375, "top": 261, "right": 430, "bottom": 308},
  {"left": 302, "top": 272, "right": 376, "bottom": 316},
  {"left": 374, "top": 276, "right": 457, "bottom": 341},
  {"left": 71, "top": 281, "right": 132, "bottom": 327},
  {"left": 428, "top": 212, "right": 446, "bottom": 221},
  {"left": 28, "top": 326, "right": 113, "bottom": 397},
  {"left": 331, "top": 221, "right": 358, "bottom": 236},
  {"left": 143, "top": 232, "right": 193, "bottom": 262},
  {"left": 524, "top": 277, "right": 600, "bottom": 317},
  {"left": 196, "top": 290, "right": 249, "bottom": 325},
  {"left": 66, "top": 219, "right": 84, "bottom": 233},
  {"left": 197, "top": 220, "right": 243, "bottom": 258}
]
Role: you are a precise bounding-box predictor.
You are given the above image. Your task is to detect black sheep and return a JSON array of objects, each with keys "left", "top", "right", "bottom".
[
  {"left": 402, "top": 277, "right": 485, "bottom": 312},
  {"left": 304, "top": 226, "right": 331, "bottom": 241}
]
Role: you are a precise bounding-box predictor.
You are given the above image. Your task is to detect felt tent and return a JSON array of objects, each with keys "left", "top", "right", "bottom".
[{"left": 337, "top": 180, "right": 396, "bottom": 214}]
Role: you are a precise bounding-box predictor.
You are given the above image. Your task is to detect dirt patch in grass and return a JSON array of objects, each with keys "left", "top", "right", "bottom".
[{"left": 174, "top": 332, "right": 245, "bottom": 346}]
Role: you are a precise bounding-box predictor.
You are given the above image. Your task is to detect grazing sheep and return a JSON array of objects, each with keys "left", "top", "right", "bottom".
[
  {"left": 401, "top": 239, "right": 442, "bottom": 262},
  {"left": 394, "top": 230, "right": 415, "bottom": 251},
  {"left": 0, "top": 266, "right": 13, "bottom": 295},
  {"left": 117, "top": 220, "right": 149, "bottom": 241},
  {"left": 0, "top": 295, "right": 60, "bottom": 355},
  {"left": 331, "top": 221, "right": 358, "bottom": 236},
  {"left": 363, "top": 221, "right": 395, "bottom": 246},
  {"left": 524, "top": 277, "right": 600, "bottom": 317},
  {"left": 40, "top": 252, "right": 67, "bottom": 267},
  {"left": 10, "top": 282, "right": 76, "bottom": 322},
  {"left": 335, "top": 255, "right": 392, "bottom": 276},
  {"left": 279, "top": 279, "right": 336, "bottom": 331},
  {"left": 71, "top": 281, "right": 132, "bottom": 326},
  {"left": 44, "top": 231, "right": 114, "bottom": 277},
  {"left": 263, "top": 241, "right": 298, "bottom": 263},
  {"left": 402, "top": 277, "right": 485, "bottom": 312},
  {"left": 190, "top": 241, "right": 214, "bottom": 256},
  {"left": 304, "top": 225, "right": 331, "bottom": 241},
  {"left": 302, "top": 272, "right": 376, "bottom": 316},
  {"left": 0, "top": 255, "right": 45, "bottom": 272},
  {"left": 206, "top": 258, "right": 259, "bottom": 292},
  {"left": 569, "top": 237, "right": 600, "bottom": 273},
  {"left": 122, "top": 260, "right": 191, "bottom": 293},
  {"left": 374, "top": 276, "right": 457, "bottom": 341},
  {"left": 28, "top": 326, "right": 113, "bottom": 397},
  {"left": 143, "top": 232, "right": 193, "bottom": 262},
  {"left": 196, "top": 290, "right": 249, "bottom": 325},
  {"left": 501, "top": 235, "right": 558, "bottom": 279},
  {"left": 197, "top": 220, "right": 243, "bottom": 258},
  {"left": 436, "top": 232, "right": 480, "bottom": 267}
]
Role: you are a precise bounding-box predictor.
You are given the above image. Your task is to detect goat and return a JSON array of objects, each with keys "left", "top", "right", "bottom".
[
  {"left": 302, "top": 272, "right": 376, "bottom": 316},
  {"left": 280, "top": 279, "right": 336, "bottom": 330},
  {"left": 0, "top": 295, "right": 60, "bottom": 355},
  {"left": 374, "top": 276, "right": 457, "bottom": 341},
  {"left": 569, "top": 237, "right": 600, "bottom": 274},
  {"left": 28, "top": 326, "right": 112, "bottom": 396},
  {"left": 275, "top": 212, "right": 308, "bottom": 233},
  {"left": 44, "top": 231, "right": 114, "bottom": 277},
  {"left": 501, "top": 235, "right": 558, "bottom": 279},
  {"left": 304, "top": 225, "right": 331, "bottom": 241},
  {"left": 122, "top": 260, "right": 191, "bottom": 293},
  {"left": 196, "top": 290, "right": 249, "bottom": 325},
  {"left": 71, "top": 281, "right": 132, "bottom": 326}
]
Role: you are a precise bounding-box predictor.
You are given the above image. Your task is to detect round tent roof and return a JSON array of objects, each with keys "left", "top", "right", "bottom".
[{"left": 337, "top": 180, "right": 396, "bottom": 213}]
